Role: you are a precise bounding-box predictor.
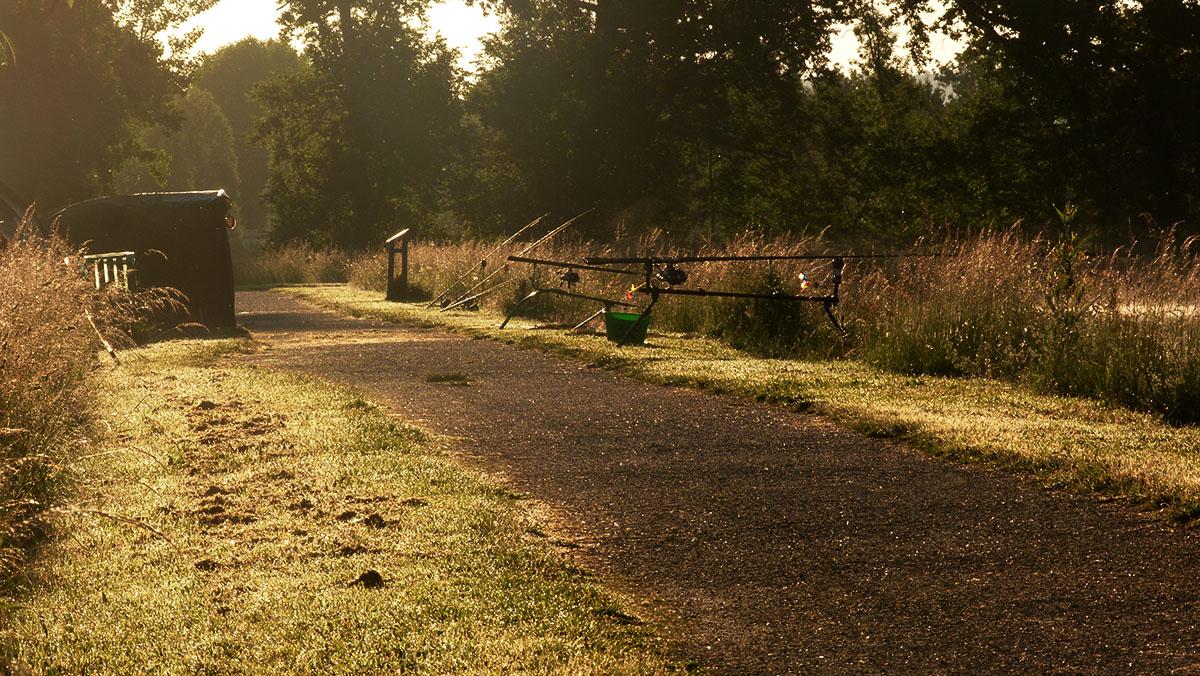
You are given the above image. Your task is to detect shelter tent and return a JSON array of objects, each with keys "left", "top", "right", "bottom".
[{"left": 54, "top": 190, "right": 237, "bottom": 329}]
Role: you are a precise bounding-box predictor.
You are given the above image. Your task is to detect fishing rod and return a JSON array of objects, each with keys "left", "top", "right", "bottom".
[
  {"left": 586, "top": 252, "right": 941, "bottom": 265},
  {"left": 500, "top": 255, "right": 641, "bottom": 330},
  {"left": 441, "top": 277, "right": 522, "bottom": 313},
  {"left": 499, "top": 281, "right": 640, "bottom": 330},
  {"left": 426, "top": 214, "right": 548, "bottom": 308},
  {"left": 506, "top": 255, "right": 640, "bottom": 277},
  {"left": 585, "top": 254, "right": 857, "bottom": 342},
  {"left": 441, "top": 209, "right": 592, "bottom": 312}
]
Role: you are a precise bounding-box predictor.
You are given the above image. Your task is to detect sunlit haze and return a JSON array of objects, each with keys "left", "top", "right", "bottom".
[
  {"left": 182, "top": 0, "right": 500, "bottom": 70},
  {"left": 182, "top": 2, "right": 958, "bottom": 73}
]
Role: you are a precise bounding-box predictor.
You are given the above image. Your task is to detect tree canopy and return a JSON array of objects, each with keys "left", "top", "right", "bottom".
[
  {"left": 0, "top": 0, "right": 215, "bottom": 210},
  {"left": 6, "top": 0, "right": 1199, "bottom": 245},
  {"left": 254, "top": 0, "right": 460, "bottom": 247},
  {"left": 194, "top": 38, "right": 304, "bottom": 230}
]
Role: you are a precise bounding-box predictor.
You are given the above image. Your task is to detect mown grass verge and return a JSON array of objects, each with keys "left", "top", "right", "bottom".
[
  {"left": 284, "top": 284, "right": 1200, "bottom": 522},
  {"left": 0, "top": 337, "right": 674, "bottom": 673}
]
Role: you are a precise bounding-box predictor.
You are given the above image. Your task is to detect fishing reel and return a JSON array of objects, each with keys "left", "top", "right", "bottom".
[
  {"left": 558, "top": 268, "right": 581, "bottom": 288},
  {"left": 655, "top": 263, "right": 688, "bottom": 286}
]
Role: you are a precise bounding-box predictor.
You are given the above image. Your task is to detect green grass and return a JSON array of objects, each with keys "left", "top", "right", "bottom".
[
  {"left": 0, "top": 337, "right": 674, "bottom": 673},
  {"left": 285, "top": 284, "right": 1200, "bottom": 522}
]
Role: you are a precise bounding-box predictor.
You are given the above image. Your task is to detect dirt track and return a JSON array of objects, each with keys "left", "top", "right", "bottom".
[{"left": 237, "top": 290, "right": 1200, "bottom": 673}]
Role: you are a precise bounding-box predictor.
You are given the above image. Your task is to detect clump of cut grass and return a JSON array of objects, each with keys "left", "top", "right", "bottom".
[{"left": 425, "top": 371, "right": 472, "bottom": 385}]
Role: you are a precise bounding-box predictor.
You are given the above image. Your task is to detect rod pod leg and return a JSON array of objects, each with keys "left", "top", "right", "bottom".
[
  {"left": 500, "top": 289, "right": 540, "bottom": 329},
  {"left": 572, "top": 305, "right": 608, "bottom": 332},
  {"left": 616, "top": 294, "right": 657, "bottom": 346},
  {"left": 822, "top": 299, "right": 847, "bottom": 336}
]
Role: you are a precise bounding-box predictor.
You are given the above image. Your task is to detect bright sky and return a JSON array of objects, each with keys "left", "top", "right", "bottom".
[
  {"left": 183, "top": 1, "right": 961, "bottom": 73},
  {"left": 183, "top": 0, "right": 500, "bottom": 70}
]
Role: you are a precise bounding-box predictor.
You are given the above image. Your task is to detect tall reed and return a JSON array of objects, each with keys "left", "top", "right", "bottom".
[
  {"left": 233, "top": 242, "right": 351, "bottom": 286},
  {"left": 346, "top": 230, "right": 846, "bottom": 356}
]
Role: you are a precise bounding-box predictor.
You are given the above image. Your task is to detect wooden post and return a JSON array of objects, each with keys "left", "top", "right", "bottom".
[
  {"left": 400, "top": 237, "right": 409, "bottom": 294},
  {"left": 386, "top": 242, "right": 396, "bottom": 300},
  {"left": 385, "top": 229, "right": 411, "bottom": 302}
]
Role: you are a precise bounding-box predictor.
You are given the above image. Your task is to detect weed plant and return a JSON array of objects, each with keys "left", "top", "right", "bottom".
[{"left": 854, "top": 226, "right": 1200, "bottom": 423}]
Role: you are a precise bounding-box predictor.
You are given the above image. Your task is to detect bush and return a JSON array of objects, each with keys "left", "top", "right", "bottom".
[{"left": 852, "top": 230, "right": 1043, "bottom": 377}]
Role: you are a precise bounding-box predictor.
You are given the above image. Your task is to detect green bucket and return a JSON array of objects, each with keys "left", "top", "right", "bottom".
[{"left": 603, "top": 310, "right": 651, "bottom": 345}]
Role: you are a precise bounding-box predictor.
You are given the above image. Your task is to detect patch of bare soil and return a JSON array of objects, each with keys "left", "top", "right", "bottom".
[{"left": 235, "top": 290, "right": 1200, "bottom": 674}]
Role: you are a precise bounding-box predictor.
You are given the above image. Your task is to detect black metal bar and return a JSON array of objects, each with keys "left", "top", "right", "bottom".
[
  {"left": 507, "top": 255, "right": 640, "bottom": 276},
  {"left": 634, "top": 286, "right": 837, "bottom": 303},
  {"left": 587, "top": 253, "right": 939, "bottom": 265},
  {"left": 500, "top": 289, "right": 540, "bottom": 329},
  {"left": 401, "top": 238, "right": 409, "bottom": 292},
  {"left": 823, "top": 299, "right": 846, "bottom": 336},
  {"left": 385, "top": 229, "right": 411, "bottom": 302}
]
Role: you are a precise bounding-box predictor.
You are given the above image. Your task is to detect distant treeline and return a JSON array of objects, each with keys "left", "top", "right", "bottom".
[{"left": 2, "top": 1, "right": 1198, "bottom": 246}]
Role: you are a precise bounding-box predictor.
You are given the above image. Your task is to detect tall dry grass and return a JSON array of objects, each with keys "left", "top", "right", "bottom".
[
  {"left": 0, "top": 228, "right": 113, "bottom": 579},
  {"left": 344, "top": 231, "right": 847, "bottom": 356},
  {"left": 238, "top": 223, "right": 1200, "bottom": 423},
  {"left": 233, "top": 242, "right": 351, "bottom": 286},
  {"left": 853, "top": 228, "right": 1200, "bottom": 423}
]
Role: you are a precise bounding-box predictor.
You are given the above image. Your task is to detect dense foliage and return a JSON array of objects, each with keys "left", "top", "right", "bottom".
[
  {"left": 0, "top": 0, "right": 216, "bottom": 210},
  {"left": 248, "top": 0, "right": 1200, "bottom": 245},
  {"left": 193, "top": 38, "right": 303, "bottom": 231},
  {"left": 3, "top": 1, "right": 1198, "bottom": 245},
  {"left": 253, "top": 0, "right": 460, "bottom": 248}
]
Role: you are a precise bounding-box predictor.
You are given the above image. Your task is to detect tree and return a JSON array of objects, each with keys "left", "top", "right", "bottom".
[
  {"left": 0, "top": 0, "right": 216, "bottom": 210},
  {"left": 256, "top": 0, "right": 461, "bottom": 248},
  {"left": 460, "top": 1, "right": 915, "bottom": 237},
  {"left": 194, "top": 38, "right": 303, "bottom": 231},
  {"left": 114, "top": 87, "right": 240, "bottom": 195},
  {"left": 928, "top": 0, "right": 1200, "bottom": 233}
]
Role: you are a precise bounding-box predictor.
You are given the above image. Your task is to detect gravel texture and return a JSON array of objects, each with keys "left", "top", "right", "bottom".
[{"left": 237, "top": 290, "right": 1200, "bottom": 673}]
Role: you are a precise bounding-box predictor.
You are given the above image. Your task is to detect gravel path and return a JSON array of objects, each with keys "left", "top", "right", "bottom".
[{"left": 237, "top": 290, "right": 1200, "bottom": 673}]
